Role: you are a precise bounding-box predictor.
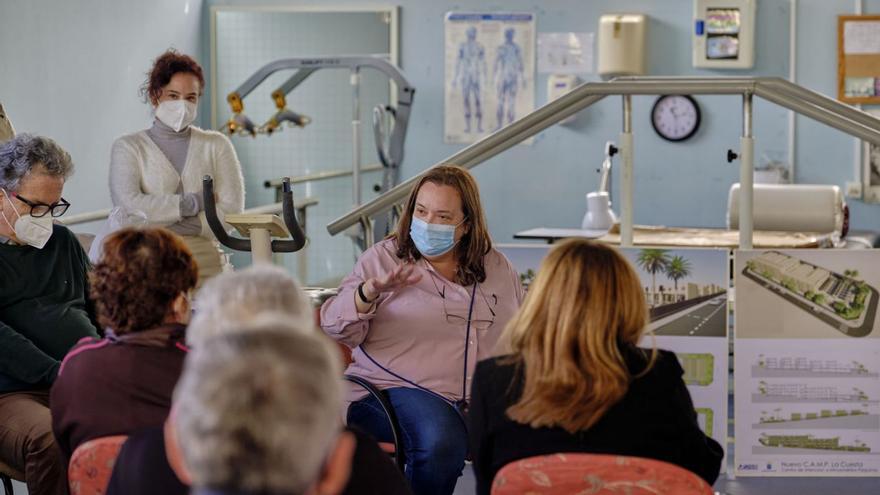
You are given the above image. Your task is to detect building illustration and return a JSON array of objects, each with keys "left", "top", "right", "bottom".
[
  {"left": 743, "top": 251, "right": 878, "bottom": 337},
  {"left": 754, "top": 382, "right": 873, "bottom": 403},
  {"left": 696, "top": 408, "right": 714, "bottom": 438},
  {"left": 753, "top": 356, "right": 878, "bottom": 378},
  {"left": 679, "top": 353, "right": 715, "bottom": 386},
  {"left": 755, "top": 408, "right": 879, "bottom": 430},
  {"left": 758, "top": 434, "right": 870, "bottom": 452}
]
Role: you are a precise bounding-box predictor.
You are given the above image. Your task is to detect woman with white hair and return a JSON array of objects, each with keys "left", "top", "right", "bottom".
[
  {"left": 186, "top": 264, "right": 314, "bottom": 347},
  {"left": 174, "top": 320, "right": 354, "bottom": 495},
  {"left": 107, "top": 266, "right": 413, "bottom": 495}
]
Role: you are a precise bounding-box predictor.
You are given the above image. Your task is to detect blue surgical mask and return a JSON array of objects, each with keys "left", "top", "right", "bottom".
[{"left": 410, "top": 217, "right": 463, "bottom": 257}]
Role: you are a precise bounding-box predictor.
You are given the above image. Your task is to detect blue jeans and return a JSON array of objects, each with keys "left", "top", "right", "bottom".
[{"left": 347, "top": 387, "right": 468, "bottom": 495}]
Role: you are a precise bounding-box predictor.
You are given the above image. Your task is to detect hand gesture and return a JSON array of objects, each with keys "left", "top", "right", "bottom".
[{"left": 363, "top": 263, "right": 422, "bottom": 300}]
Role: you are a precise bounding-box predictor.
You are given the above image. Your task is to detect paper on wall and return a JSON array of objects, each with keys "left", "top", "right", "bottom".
[
  {"left": 537, "top": 32, "right": 594, "bottom": 74},
  {"left": 844, "top": 21, "right": 880, "bottom": 54},
  {"left": 444, "top": 12, "right": 535, "bottom": 144},
  {"left": 735, "top": 249, "right": 880, "bottom": 477}
]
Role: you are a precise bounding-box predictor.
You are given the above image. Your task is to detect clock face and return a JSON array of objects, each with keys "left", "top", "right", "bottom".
[{"left": 651, "top": 95, "right": 701, "bottom": 142}]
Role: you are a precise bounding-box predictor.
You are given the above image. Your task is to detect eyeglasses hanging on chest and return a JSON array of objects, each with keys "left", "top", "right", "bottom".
[{"left": 426, "top": 269, "right": 496, "bottom": 330}]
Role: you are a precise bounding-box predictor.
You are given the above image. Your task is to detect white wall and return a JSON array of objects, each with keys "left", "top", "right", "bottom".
[
  {"left": 5, "top": 0, "right": 880, "bottom": 286},
  {"left": 0, "top": 0, "right": 204, "bottom": 218}
]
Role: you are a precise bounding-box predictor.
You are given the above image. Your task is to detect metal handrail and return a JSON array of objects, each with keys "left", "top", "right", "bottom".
[
  {"left": 245, "top": 197, "right": 319, "bottom": 215},
  {"left": 263, "top": 164, "right": 383, "bottom": 189},
  {"left": 326, "top": 76, "right": 880, "bottom": 244},
  {"left": 58, "top": 199, "right": 318, "bottom": 227},
  {"left": 59, "top": 209, "right": 113, "bottom": 226}
]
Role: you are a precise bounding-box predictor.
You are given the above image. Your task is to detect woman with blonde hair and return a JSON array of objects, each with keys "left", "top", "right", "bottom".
[{"left": 469, "top": 239, "right": 723, "bottom": 494}]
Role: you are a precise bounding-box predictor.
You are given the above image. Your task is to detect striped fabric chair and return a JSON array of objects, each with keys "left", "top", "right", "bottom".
[
  {"left": 68, "top": 435, "right": 128, "bottom": 495},
  {"left": 491, "top": 453, "right": 714, "bottom": 495}
]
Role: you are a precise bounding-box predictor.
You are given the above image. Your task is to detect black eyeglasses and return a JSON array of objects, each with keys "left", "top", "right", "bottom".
[
  {"left": 12, "top": 193, "right": 70, "bottom": 218},
  {"left": 426, "top": 269, "right": 496, "bottom": 330}
]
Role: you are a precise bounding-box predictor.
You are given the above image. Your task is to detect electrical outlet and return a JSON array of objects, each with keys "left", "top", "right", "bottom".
[{"left": 845, "top": 181, "right": 863, "bottom": 198}]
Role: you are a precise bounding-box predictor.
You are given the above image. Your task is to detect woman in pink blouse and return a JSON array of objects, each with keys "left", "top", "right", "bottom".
[{"left": 321, "top": 165, "right": 523, "bottom": 495}]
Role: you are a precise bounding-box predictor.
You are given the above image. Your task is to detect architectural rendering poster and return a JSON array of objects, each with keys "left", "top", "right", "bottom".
[
  {"left": 498, "top": 244, "right": 729, "bottom": 467},
  {"left": 735, "top": 250, "right": 880, "bottom": 476},
  {"left": 444, "top": 12, "right": 535, "bottom": 144}
]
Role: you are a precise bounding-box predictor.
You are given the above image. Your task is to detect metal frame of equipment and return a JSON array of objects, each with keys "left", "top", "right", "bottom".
[
  {"left": 203, "top": 176, "right": 307, "bottom": 264},
  {"left": 326, "top": 76, "right": 880, "bottom": 251},
  {"left": 220, "top": 56, "right": 416, "bottom": 243}
]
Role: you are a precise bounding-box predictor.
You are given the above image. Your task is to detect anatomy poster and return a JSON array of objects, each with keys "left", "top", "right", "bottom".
[
  {"left": 444, "top": 12, "right": 535, "bottom": 144},
  {"left": 498, "top": 244, "right": 729, "bottom": 468},
  {"left": 735, "top": 250, "right": 880, "bottom": 476}
]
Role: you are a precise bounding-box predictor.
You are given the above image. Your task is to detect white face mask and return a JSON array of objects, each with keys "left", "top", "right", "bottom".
[
  {"left": 1, "top": 191, "right": 54, "bottom": 249},
  {"left": 155, "top": 100, "right": 197, "bottom": 132}
]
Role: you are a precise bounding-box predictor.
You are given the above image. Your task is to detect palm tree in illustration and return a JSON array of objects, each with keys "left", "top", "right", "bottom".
[
  {"left": 666, "top": 255, "right": 693, "bottom": 295},
  {"left": 637, "top": 249, "right": 671, "bottom": 307}
]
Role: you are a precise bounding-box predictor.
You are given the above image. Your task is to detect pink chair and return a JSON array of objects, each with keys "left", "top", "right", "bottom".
[
  {"left": 68, "top": 435, "right": 128, "bottom": 495},
  {"left": 491, "top": 453, "right": 714, "bottom": 495}
]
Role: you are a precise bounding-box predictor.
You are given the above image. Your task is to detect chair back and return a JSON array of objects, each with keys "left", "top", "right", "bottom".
[
  {"left": 491, "top": 453, "right": 714, "bottom": 495},
  {"left": 68, "top": 435, "right": 128, "bottom": 495},
  {"left": 0, "top": 458, "right": 23, "bottom": 495}
]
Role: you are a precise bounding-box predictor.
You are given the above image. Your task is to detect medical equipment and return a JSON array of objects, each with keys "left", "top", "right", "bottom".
[
  {"left": 547, "top": 75, "right": 579, "bottom": 125},
  {"left": 261, "top": 88, "right": 311, "bottom": 135},
  {"left": 221, "top": 56, "right": 416, "bottom": 245},
  {"left": 597, "top": 14, "right": 647, "bottom": 79},
  {"left": 581, "top": 142, "right": 618, "bottom": 231},
  {"left": 727, "top": 183, "right": 847, "bottom": 238},
  {"left": 329, "top": 76, "right": 880, "bottom": 253},
  {"left": 203, "top": 175, "right": 306, "bottom": 265},
  {"left": 693, "top": 0, "right": 756, "bottom": 69}
]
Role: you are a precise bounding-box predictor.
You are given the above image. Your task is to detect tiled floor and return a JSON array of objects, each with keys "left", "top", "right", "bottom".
[{"left": 452, "top": 466, "right": 477, "bottom": 495}]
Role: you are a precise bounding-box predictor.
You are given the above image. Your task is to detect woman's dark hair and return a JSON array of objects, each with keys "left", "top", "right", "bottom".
[
  {"left": 140, "top": 49, "right": 205, "bottom": 104},
  {"left": 391, "top": 165, "right": 492, "bottom": 286},
  {"left": 90, "top": 227, "right": 198, "bottom": 334}
]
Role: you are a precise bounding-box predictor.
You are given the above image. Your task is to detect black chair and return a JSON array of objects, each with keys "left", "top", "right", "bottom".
[
  {"left": 0, "top": 475, "right": 11, "bottom": 495},
  {"left": 0, "top": 460, "right": 23, "bottom": 495},
  {"left": 344, "top": 375, "right": 405, "bottom": 472}
]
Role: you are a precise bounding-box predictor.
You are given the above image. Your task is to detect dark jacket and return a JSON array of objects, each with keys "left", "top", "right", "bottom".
[
  {"left": 107, "top": 424, "right": 412, "bottom": 495},
  {"left": 50, "top": 324, "right": 188, "bottom": 458},
  {"left": 469, "top": 348, "right": 724, "bottom": 495}
]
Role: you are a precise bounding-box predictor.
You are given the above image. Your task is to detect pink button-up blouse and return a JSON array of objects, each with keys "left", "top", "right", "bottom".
[{"left": 320, "top": 238, "right": 524, "bottom": 403}]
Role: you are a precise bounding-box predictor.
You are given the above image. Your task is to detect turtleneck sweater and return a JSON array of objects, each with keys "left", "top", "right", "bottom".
[{"left": 146, "top": 119, "right": 202, "bottom": 235}]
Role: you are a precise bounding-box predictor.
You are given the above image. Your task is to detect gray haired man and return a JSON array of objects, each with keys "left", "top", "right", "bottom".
[
  {"left": 173, "top": 319, "right": 355, "bottom": 495},
  {"left": 0, "top": 134, "right": 99, "bottom": 495}
]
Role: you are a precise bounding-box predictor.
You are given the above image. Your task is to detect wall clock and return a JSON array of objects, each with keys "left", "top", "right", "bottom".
[{"left": 651, "top": 95, "right": 701, "bottom": 142}]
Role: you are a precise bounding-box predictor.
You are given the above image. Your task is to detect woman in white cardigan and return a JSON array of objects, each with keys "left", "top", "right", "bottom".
[{"left": 110, "top": 50, "right": 244, "bottom": 285}]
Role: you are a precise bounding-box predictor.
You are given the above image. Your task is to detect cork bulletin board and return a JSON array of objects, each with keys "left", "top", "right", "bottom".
[{"left": 838, "top": 15, "right": 880, "bottom": 104}]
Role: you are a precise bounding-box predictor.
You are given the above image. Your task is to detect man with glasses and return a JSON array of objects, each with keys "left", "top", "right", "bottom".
[{"left": 0, "top": 133, "right": 99, "bottom": 495}]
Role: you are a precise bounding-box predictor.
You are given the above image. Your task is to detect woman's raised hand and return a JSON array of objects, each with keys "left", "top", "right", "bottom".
[{"left": 363, "top": 263, "right": 422, "bottom": 300}]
